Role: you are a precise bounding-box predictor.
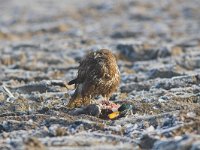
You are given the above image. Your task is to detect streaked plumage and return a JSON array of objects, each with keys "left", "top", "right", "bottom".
[{"left": 67, "top": 49, "right": 120, "bottom": 108}]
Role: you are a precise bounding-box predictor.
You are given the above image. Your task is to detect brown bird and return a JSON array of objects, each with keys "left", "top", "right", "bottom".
[{"left": 67, "top": 49, "right": 120, "bottom": 109}]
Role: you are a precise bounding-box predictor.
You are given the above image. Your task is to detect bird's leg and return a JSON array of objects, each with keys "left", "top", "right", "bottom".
[
  {"left": 100, "top": 95, "right": 111, "bottom": 105},
  {"left": 104, "top": 96, "right": 110, "bottom": 103}
]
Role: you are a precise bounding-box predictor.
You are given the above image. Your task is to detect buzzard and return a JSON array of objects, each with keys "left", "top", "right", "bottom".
[{"left": 67, "top": 49, "right": 120, "bottom": 108}]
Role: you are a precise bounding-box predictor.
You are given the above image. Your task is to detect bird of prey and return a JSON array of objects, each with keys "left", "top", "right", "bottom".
[{"left": 67, "top": 49, "right": 120, "bottom": 109}]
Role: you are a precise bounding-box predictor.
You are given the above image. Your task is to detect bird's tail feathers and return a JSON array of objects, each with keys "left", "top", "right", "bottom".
[{"left": 68, "top": 79, "right": 77, "bottom": 85}]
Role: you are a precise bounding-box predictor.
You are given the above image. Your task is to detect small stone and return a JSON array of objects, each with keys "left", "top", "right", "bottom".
[{"left": 84, "top": 104, "right": 101, "bottom": 116}]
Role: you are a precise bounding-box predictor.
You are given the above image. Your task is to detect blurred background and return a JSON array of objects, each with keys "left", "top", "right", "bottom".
[
  {"left": 1, "top": 0, "right": 200, "bottom": 43},
  {"left": 1, "top": 0, "right": 200, "bottom": 78}
]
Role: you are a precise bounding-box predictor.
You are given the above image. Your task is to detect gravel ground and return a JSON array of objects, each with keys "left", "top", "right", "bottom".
[{"left": 0, "top": 0, "right": 200, "bottom": 149}]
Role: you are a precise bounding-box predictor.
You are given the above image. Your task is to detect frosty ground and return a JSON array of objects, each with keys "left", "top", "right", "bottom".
[{"left": 0, "top": 0, "right": 200, "bottom": 149}]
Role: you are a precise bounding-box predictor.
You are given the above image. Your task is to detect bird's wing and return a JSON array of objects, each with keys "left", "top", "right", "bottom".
[
  {"left": 68, "top": 57, "right": 92, "bottom": 85},
  {"left": 69, "top": 54, "right": 109, "bottom": 85},
  {"left": 75, "top": 59, "right": 92, "bottom": 84},
  {"left": 78, "top": 58, "right": 105, "bottom": 83},
  {"left": 68, "top": 79, "right": 77, "bottom": 85}
]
